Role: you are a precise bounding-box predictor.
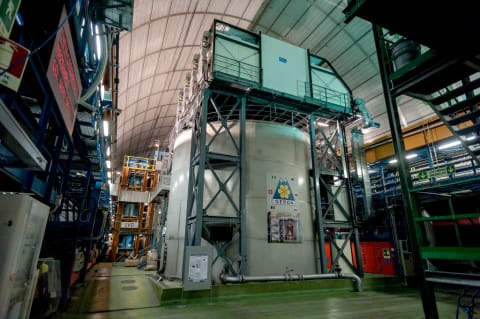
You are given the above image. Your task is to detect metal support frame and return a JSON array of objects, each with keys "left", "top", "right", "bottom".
[
  {"left": 309, "top": 115, "right": 362, "bottom": 276},
  {"left": 310, "top": 115, "right": 327, "bottom": 273},
  {"left": 184, "top": 88, "right": 246, "bottom": 275},
  {"left": 372, "top": 24, "right": 439, "bottom": 319}
]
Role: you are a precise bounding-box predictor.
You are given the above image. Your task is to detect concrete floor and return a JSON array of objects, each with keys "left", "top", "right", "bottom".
[{"left": 53, "top": 263, "right": 463, "bottom": 319}]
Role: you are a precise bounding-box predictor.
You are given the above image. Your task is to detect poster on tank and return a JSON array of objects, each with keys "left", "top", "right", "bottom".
[{"left": 266, "top": 174, "right": 301, "bottom": 243}]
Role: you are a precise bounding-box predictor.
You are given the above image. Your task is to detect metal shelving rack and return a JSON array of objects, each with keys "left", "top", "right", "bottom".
[{"left": 110, "top": 156, "right": 157, "bottom": 261}]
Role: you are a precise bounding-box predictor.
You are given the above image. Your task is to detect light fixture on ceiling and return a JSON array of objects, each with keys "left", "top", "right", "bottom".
[
  {"left": 438, "top": 140, "right": 461, "bottom": 150},
  {"left": 389, "top": 153, "right": 418, "bottom": 164},
  {"left": 103, "top": 120, "right": 109, "bottom": 136},
  {"left": 106, "top": 160, "right": 111, "bottom": 169}
]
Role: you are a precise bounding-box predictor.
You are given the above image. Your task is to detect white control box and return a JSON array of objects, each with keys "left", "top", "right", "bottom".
[{"left": 0, "top": 193, "right": 49, "bottom": 319}]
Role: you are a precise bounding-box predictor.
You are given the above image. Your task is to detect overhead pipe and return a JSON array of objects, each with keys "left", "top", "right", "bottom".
[
  {"left": 219, "top": 271, "right": 362, "bottom": 292},
  {"left": 79, "top": 23, "right": 109, "bottom": 108}
]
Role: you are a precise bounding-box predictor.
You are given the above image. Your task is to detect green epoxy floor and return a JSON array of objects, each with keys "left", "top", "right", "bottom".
[{"left": 55, "top": 263, "right": 463, "bottom": 319}]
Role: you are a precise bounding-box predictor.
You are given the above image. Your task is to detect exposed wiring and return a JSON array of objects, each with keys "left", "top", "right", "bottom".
[{"left": 0, "top": 0, "right": 81, "bottom": 77}]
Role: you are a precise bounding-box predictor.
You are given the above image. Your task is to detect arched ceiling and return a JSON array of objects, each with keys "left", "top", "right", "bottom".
[{"left": 114, "top": 0, "right": 434, "bottom": 171}]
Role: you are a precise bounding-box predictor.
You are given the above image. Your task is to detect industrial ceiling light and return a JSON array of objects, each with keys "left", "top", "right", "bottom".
[
  {"left": 106, "top": 160, "right": 111, "bottom": 169},
  {"left": 389, "top": 153, "right": 418, "bottom": 164},
  {"left": 438, "top": 140, "right": 461, "bottom": 150},
  {"left": 103, "top": 120, "right": 109, "bottom": 136}
]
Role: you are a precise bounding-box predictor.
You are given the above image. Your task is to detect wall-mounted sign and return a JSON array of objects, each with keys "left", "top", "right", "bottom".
[
  {"left": 121, "top": 221, "right": 138, "bottom": 229},
  {"left": 46, "top": 7, "right": 82, "bottom": 137},
  {"left": 266, "top": 174, "right": 302, "bottom": 243},
  {"left": 0, "top": 37, "right": 29, "bottom": 92},
  {"left": 183, "top": 246, "right": 212, "bottom": 291},
  {"left": 417, "top": 164, "right": 455, "bottom": 180},
  {"left": 0, "top": 0, "right": 21, "bottom": 37}
]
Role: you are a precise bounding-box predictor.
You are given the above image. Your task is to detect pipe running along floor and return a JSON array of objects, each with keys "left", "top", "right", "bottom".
[{"left": 53, "top": 262, "right": 463, "bottom": 319}]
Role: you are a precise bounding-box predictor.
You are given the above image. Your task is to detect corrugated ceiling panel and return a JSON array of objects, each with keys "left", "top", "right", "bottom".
[
  {"left": 145, "top": 108, "right": 157, "bottom": 123},
  {"left": 165, "top": 105, "right": 177, "bottom": 117},
  {"left": 135, "top": 97, "right": 148, "bottom": 115},
  {"left": 168, "top": 71, "right": 184, "bottom": 91},
  {"left": 151, "top": 0, "right": 172, "bottom": 20},
  {"left": 119, "top": 33, "right": 131, "bottom": 69},
  {"left": 148, "top": 92, "right": 162, "bottom": 108},
  {"left": 195, "top": 0, "right": 211, "bottom": 12},
  {"left": 364, "top": 94, "right": 386, "bottom": 116},
  {"left": 152, "top": 74, "right": 168, "bottom": 94},
  {"left": 237, "top": 19, "right": 251, "bottom": 29},
  {"left": 401, "top": 99, "right": 435, "bottom": 125},
  {"left": 138, "top": 77, "right": 153, "bottom": 99},
  {"left": 177, "top": 46, "right": 196, "bottom": 72},
  {"left": 343, "top": 18, "right": 370, "bottom": 41},
  {"left": 134, "top": 113, "right": 146, "bottom": 127},
  {"left": 123, "top": 104, "right": 135, "bottom": 123},
  {"left": 155, "top": 106, "right": 166, "bottom": 119},
  {"left": 132, "top": 0, "right": 153, "bottom": 28},
  {"left": 356, "top": 31, "right": 376, "bottom": 56},
  {"left": 171, "top": 0, "right": 190, "bottom": 14},
  {"left": 254, "top": 0, "right": 289, "bottom": 29},
  {"left": 160, "top": 90, "right": 175, "bottom": 106},
  {"left": 222, "top": 16, "right": 239, "bottom": 26},
  {"left": 126, "top": 84, "right": 140, "bottom": 106},
  {"left": 124, "top": 118, "right": 134, "bottom": 133},
  {"left": 158, "top": 126, "right": 172, "bottom": 135},
  {"left": 226, "top": 1, "right": 249, "bottom": 17},
  {"left": 244, "top": 0, "right": 266, "bottom": 22},
  {"left": 164, "top": 15, "right": 187, "bottom": 47},
  {"left": 117, "top": 91, "right": 127, "bottom": 111},
  {"left": 344, "top": 55, "right": 377, "bottom": 88},
  {"left": 155, "top": 49, "right": 177, "bottom": 73},
  {"left": 142, "top": 53, "right": 159, "bottom": 80},
  {"left": 355, "top": 35, "right": 378, "bottom": 65},
  {"left": 128, "top": 59, "right": 144, "bottom": 85},
  {"left": 317, "top": 39, "right": 352, "bottom": 66},
  {"left": 207, "top": 0, "right": 229, "bottom": 14},
  {"left": 332, "top": 46, "right": 367, "bottom": 75},
  {"left": 289, "top": 11, "right": 326, "bottom": 46},
  {"left": 270, "top": 1, "right": 310, "bottom": 38},
  {"left": 184, "top": 14, "right": 206, "bottom": 45},
  {"left": 353, "top": 75, "right": 383, "bottom": 102},
  {"left": 305, "top": 18, "right": 338, "bottom": 53},
  {"left": 146, "top": 19, "right": 167, "bottom": 55},
  {"left": 118, "top": 69, "right": 129, "bottom": 93}
]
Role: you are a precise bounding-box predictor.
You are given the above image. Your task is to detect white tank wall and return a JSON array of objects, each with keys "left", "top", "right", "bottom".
[
  {"left": 163, "top": 130, "right": 191, "bottom": 278},
  {"left": 243, "top": 122, "right": 317, "bottom": 275},
  {"left": 165, "top": 121, "right": 318, "bottom": 279}
]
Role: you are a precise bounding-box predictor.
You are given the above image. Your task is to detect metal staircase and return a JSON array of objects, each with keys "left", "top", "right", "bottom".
[
  {"left": 343, "top": 2, "right": 480, "bottom": 318},
  {"left": 426, "top": 79, "right": 480, "bottom": 165}
]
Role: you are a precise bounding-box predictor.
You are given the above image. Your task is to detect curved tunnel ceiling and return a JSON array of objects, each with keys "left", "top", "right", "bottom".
[{"left": 114, "top": 0, "right": 435, "bottom": 171}]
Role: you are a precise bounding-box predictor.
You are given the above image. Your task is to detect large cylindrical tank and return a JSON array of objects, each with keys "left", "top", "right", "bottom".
[{"left": 164, "top": 121, "right": 318, "bottom": 280}]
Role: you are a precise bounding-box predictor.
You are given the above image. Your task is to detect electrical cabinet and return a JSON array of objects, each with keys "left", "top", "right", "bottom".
[{"left": 0, "top": 194, "right": 49, "bottom": 319}]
